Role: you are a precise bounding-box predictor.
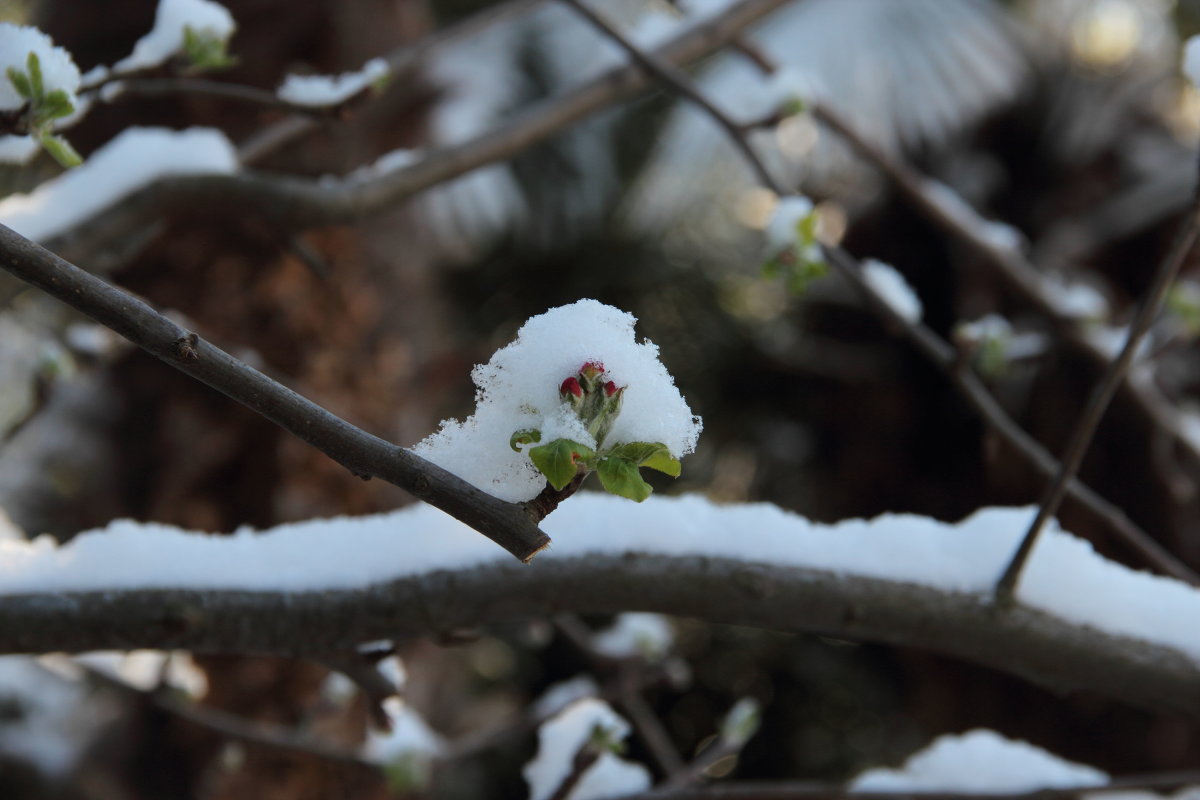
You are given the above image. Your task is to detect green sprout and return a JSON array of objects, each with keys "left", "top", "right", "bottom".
[{"left": 5, "top": 50, "right": 82, "bottom": 167}]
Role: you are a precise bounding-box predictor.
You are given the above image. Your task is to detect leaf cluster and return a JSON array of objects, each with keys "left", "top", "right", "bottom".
[{"left": 5, "top": 51, "right": 81, "bottom": 167}]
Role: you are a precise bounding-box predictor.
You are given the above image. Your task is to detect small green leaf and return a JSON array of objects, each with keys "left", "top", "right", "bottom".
[
  {"left": 25, "top": 51, "right": 43, "bottom": 98},
  {"left": 37, "top": 89, "right": 75, "bottom": 122},
  {"left": 183, "top": 25, "right": 237, "bottom": 71},
  {"left": 39, "top": 134, "right": 82, "bottom": 168},
  {"left": 529, "top": 438, "right": 593, "bottom": 491},
  {"left": 597, "top": 456, "right": 652, "bottom": 502},
  {"left": 608, "top": 441, "right": 681, "bottom": 477},
  {"left": 509, "top": 428, "right": 541, "bottom": 452},
  {"left": 780, "top": 96, "right": 806, "bottom": 117},
  {"left": 719, "top": 698, "right": 762, "bottom": 748},
  {"left": 6, "top": 66, "right": 32, "bottom": 100}
]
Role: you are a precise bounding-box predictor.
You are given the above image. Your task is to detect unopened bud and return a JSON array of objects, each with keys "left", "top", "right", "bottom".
[
  {"left": 580, "top": 361, "right": 605, "bottom": 380},
  {"left": 560, "top": 376, "right": 584, "bottom": 399},
  {"left": 604, "top": 380, "right": 619, "bottom": 397}
]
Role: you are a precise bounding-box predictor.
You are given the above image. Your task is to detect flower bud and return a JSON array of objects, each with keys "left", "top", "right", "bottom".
[
  {"left": 604, "top": 380, "right": 619, "bottom": 397},
  {"left": 560, "top": 376, "right": 583, "bottom": 399},
  {"left": 580, "top": 361, "right": 605, "bottom": 380}
]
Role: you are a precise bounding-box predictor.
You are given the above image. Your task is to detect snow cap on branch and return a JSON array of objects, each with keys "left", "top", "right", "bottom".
[
  {"left": 765, "top": 195, "right": 815, "bottom": 253},
  {"left": 0, "top": 23, "right": 80, "bottom": 112},
  {"left": 524, "top": 698, "right": 650, "bottom": 800},
  {"left": 862, "top": 258, "right": 922, "bottom": 323},
  {"left": 114, "top": 0, "right": 236, "bottom": 72},
  {"left": 1185, "top": 36, "right": 1200, "bottom": 89},
  {"left": 412, "top": 300, "right": 702, "bottom": 502},
  {"left": 851, "top": 729, "right": 1108, "bottom": 793},
  {"left": 276, "top": 58, "right": 389, "bottom": 107}
]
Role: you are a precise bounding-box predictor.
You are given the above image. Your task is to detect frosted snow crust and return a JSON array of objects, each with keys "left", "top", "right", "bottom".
[
  {"left": 0, "top": 126, "right": 237, "bottom": 241},
  {"left": 412, "top": 300, "right": 702, "bottom": 502},
  {"left": 2, "top": 495, "right": 1198, "bottom": 664},
  {"left": 851, "top": 729, "right": 1108, "bottom": 793}
]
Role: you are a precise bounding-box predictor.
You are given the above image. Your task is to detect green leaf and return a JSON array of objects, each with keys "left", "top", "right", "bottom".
[
  {"left": 183, "top": 25, "right": 237, "bottom": 71},
  {"left": 529, "top": 438, "right": 593, "bottom": 491},
  {"left": 608, "top": 441, "right": 680, "bottom": 477},
  {"left": 25, "top": 51, "right": 43, "bottom": 99},
  {"left": 6, "top": 66, "right": 32, "bottom": 100},
  {"left": 37, "top": 89, "right": 75, "bottom": 122},
  {"left": 596, "top": 456, "right": 652, "bottom": 502},
  {"left": 39, "top": 134, "right": 82, "bottom": 168},
  {"left": 509, "top": 428, "right": 541, "bottom": 452}
]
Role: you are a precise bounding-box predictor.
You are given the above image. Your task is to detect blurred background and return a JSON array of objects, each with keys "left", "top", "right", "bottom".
[{"left": 1, "top": 0, "right": 1199, "bottom": 797}]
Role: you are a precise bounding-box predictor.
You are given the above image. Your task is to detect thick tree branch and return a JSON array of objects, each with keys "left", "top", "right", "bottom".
[
  {"left": 0, "top": 224, "right": 550, "bottom": 562},
  {"left": 0, "top": 553, "right": 1196, "bottom": 721},
  {"left": 42, "top": 0, "right": 793, "bottom": 258}
]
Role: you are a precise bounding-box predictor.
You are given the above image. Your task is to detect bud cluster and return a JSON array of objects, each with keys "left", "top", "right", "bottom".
[{"left": 560, "top": 361, "right": 625, "bottom": 448}]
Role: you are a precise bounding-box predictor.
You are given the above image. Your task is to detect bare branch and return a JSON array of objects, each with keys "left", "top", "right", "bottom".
[
  {"left": 1, "top": 553, "right": 1196, "bottom": 721},
  {"left": 996, "top": 174, "right": 1200, "bottom": 600},
  {"left": 0, "top": 223, "right": 551, "bottom": 562}
]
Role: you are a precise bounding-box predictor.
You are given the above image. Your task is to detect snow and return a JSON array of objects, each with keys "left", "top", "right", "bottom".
[
  {"left": 362, "top": 697, "right": 443, "bottom": 764},
  {"left": 0, "top": 126, "right": 238, "bottom": 241},
  {"left": 0, "top": 656, "right": 108, "bottom": 777},
  {"left": 0, "top": 23, "right": 81, "bottom": 112},
  {"left": 850, "top": 729, "right": 1108, "bottom": 793},
  {"left": 75, "top": 650, "right": 208, "bottom": 697},
  {"left": 764, "top": 195, "right": 814, "bottom": 253},
  {"left": 524, "top": 698, "right": 650, "bottom": 800},
  {"left": 114, "top": 0, "right": 236, "bottom": 73},
  {"left": 411, "top": 300, "right": 702, "bottom": 502},
  {"left": 861, "top": 259, "right": 922, "bottom": 323},
  {"left": 0, "top": 135, "right": 41, "bottom": 164},
  {"left": 532, "top": 675, "right": 600, "bottom": 719},
  {"left": 591, "top": 613, "right": 674, "bottom": 660},
  {"left": 277, "top": 58, "right": 388, "bottom": 107},
  {"left": 2, "top": 495, "right": 1199, "bottom": 665},
  {"left": 1185, "top": 36, "right": 1200, "bottom": 89},
  {"left": 1041, "top": 276, "right": 1109, "bottom": 321}
]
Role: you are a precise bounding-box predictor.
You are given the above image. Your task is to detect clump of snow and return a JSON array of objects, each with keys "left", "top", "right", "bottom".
[
  {"left": 0, "top": 135, "right": 41, "bottom": 164},
  {"left": 761, "top": 67, "right": 818, "bottom": 114},
  {"left": 277, "top": 57, "right": 388, "bottom": 107},
  {"left": 524, "top": 698, "right": 650, "bottom": 800},
  {"left": 363, "top": 697, "right": 443, "bottom": 764},
  {"left": 114, "top": 0, "right": 236, "bottom": 73},
  {"left": 591, "top": 613, "right": 674, "bottom": 661},
  {"left": 532, "top": 675, "right": 600, "bottom": 719},
  {"left": 3, "top": 495, "right": 1200, "bottom": 664},
  {"left": 378, "top": 654, "right": 407, "bottom": 691},
  {"left": 76, "top": 649, "right": 208, "bottom": 697},
  {"left": 850, "top": 729, "right": 1108, "bottom": 793},
  {"left": 1184, "top": 36, "right": 1200, "bottom": 89},
  {"left": 0, "top": 656, "right": 109, "bottom": 777},
  {"left": 1084, "top": 324, "right": 1151, "bottom": 362},
  {"left": 1042, "top": 276, "right": 1109, "bottom": 321},
  {"left": 861, "top": 259, "right": 922, "bottom": 323},
  {"left": 764, "top": 194, "right": 815, "bottom": 253},
  {"left": 0, "top": 23, "right": 81, "bottom": 111},
  {"left": 411, "top": 300, "right": 702, "bottom": 502},
  {"left": 0, "top": 126, "right": 237, "bottom": 241}
]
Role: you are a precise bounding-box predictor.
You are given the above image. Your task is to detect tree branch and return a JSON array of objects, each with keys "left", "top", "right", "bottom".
[
  {"left": 1, "top": 553, "right": 1196, "bottom": 721},
  {"left": 0, "top": 223, "right": 551, "bottom": 562},
  {"left": 41, "top": 0, "right": 794, "bottom": 258}
]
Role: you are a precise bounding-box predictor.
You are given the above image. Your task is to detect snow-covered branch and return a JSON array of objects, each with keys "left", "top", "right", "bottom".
[
  {"left": 0, "top": 223, "right": 551, "bottom": 562},
  {"left": 0, "top": 495, "right": 1196, "bottom": 721}
]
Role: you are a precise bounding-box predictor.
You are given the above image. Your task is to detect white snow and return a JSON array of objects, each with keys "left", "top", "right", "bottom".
[
  {"left": 1083, "top": 324, "right": 1152, "bottom": 362},
  {"left": 532, "top": 675, "right": 601, "bottom": 719},
  {"left": 378, "top": 654, "right": 407, "bottom": 691},
  {"left": 0, "top": 656, "right": 109, "bottom": 777},
  {"left": 276, "top": 58, "right": 388, "bottom": 107},
  {"left": 411, "top": 300, "right": 703, "bottom": 502},
  {"left": 1184, "top": 36, "right": 1200, "bottom": 89},
  {"left": 362, "top": 697, "right": 443, "bottom": 764},
  {"left": 0, "top": 23, "right": 81, "bottom": 112},
  {"left": 1, "top": 495, "right": 1198, "bottom": 665},
  {"left": 524, "top": 698, "right": 650, "bottom": 800},
  {"left": 591, "top": 613, "right": 674, "bottom": 661},
  {"left": 764, "top": 195, "right": 815, "bottom": 253},
  {"left": 75, "top": 649, "right": 208, "bottom": 697},
  {"left": 0, "top": 126, "right": 237, "bottom": 241},
  {"left": 850, "top": 729, "right": 1108, "bottom": 793},
  {"left": 1041, "top": 276, "right": 1110, "bottom": 321},
  {"left": 114, "top": 0, "right": 236, "bottom": 73},
  {"left": 861, "top": 259, "right": 922, "bottom": 323},
  {"left": 0, "top": 135, "right": 41, "bottom": 164}
]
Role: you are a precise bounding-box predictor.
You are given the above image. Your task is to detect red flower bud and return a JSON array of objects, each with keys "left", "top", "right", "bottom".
[
  {"left": 560, "top": 376, "right": 583, "bottom": 398},
  {"left": 580, "top": 361, "right": 605, "bottom": 378},
  {"left": 604, "top": 380, "right": 619, "bottom": 396}
]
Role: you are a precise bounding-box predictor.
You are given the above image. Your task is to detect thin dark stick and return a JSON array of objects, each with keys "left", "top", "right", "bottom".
[
  {"left": 557, "top": 0, "right": 787, "bottom": 195},
  {"left": 0, "top": 223, "right": 550, "bottom": 563},
  {"left": 995, "top": 185, "right": 1200, "bottom": 600}
]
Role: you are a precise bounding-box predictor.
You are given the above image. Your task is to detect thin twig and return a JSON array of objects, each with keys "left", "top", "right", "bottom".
[
  {"left": 0, "top": 223, "right": 551, "bottom": 563},
  {"left": 994, "top": 174, "right": 1200, "bottom": 601},
  {"left": 557, "top": 0, "right": 786, "bottom": 195}
]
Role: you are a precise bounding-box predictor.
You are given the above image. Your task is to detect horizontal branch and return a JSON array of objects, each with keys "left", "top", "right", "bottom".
[
  {"left": 1, "top": 551, "right": 1196, "bottom": 722},
  {"left": 0, "top": 223, "right": 550, "bottom": 562}
]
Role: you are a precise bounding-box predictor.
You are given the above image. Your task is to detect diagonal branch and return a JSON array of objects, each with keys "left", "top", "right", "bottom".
[{"left": 0, "top": 223, "right": 551, "bottom": 562}]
